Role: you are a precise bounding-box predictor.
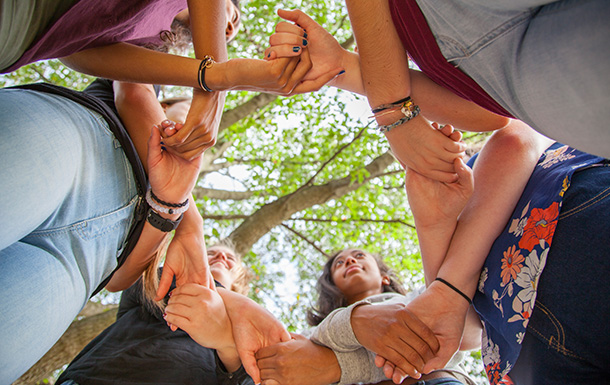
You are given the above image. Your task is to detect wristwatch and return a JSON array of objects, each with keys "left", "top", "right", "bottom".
[{"left": 146, "top": 207, "right": 183, "bottom": 232}]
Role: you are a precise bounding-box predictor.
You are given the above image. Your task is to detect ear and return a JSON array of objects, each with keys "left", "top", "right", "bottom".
[{"left": 382, "top": 276, "right": 390, "bottom": 286}]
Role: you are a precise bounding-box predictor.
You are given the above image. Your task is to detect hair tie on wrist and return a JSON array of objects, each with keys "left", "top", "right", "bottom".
[
  {"left": 435, "top": 277, "right": 472, "bottom": 305},
  {"left": 198, "top": 55, "right": 215, "bottom": 92},
  {"left": 146, "top": 188, "right": 190, "bottom": 215}
]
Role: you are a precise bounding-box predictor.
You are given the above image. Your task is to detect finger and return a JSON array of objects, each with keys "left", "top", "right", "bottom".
[
  {"left": 255, "top": 346, "right": 278, "bottom": 361},
  {"left": 382, "top": 360, "right": 395, "bottom": 379},
  {"left": 290, "top": 67, "right": 345, "bottom": 94},
  {"left": 375, "top": 355, "right": 387, "bottom": 368},
  {"left": 264, "top": 45, "right": 304, "bottom": 60},
  {"left": 147, "top": 125, "right": 163, "bottom": 165},
  {"left": 449, "top": 130, "right": 463, "bottom": 142},
  {"left": 385, "top": 344, "right": 423, "bottom": 379},
  {"left": 269, "top": 32, "right": 307, "bottom": 49},
  {"left": 281, "top": 49, "right": 313, "bottom": 93},
  {"left": 392, "top": 367, "right": 408, "bottom": 385},
  {"left": 401, "top": 310, "right": 441, "bottom": 356},
  {"left": 239, "top": 351, "right": 261, "bottom": 384},
  {"left": 274, "top": 21, "right": 306, "bottom": 36},
  {"left": 155, "top": 267, "right": 174, "bottom": 301},
  {"left": 454, "top": 157, "right": 474, "bottom": 190},
  {"left": 289, "top": 332, "right": 306, "bottom": 340},
  {"left": 277, "top": 9, "right": 315, "bottom": 31},
  {"left": 163, "top": 311, "right": 190, "bottom": 331}
]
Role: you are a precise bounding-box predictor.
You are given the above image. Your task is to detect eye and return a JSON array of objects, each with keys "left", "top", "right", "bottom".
[
  {"left": 355, "top": 252, "right": 365, "bottom": 258},
  {"left": 335, "top": 259, "right": 344, "bottom": 266}
]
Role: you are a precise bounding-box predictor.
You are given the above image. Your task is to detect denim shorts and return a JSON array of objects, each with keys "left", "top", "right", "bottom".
[
  {"left": 416, "top": 0, "right": 610, "bottom": 159},
  {"left": 0, "top": 89, "right": 138, "bottom": 383}
]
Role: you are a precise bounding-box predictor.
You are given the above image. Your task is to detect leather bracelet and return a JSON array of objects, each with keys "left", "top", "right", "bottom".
[
  {"left": 197, "top": 55, "right": 215, "bottom": 92},
  {"left": 146, "top": 207, "right": 183, "bottom": 232},
  {"left": 435, "top": 277, "right": 472, "bottom": 305}
]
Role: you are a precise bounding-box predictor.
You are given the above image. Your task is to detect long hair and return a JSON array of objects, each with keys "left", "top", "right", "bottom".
[
  {"left": 306, "top": 250, "right": 407, "bottom": 326},
  {"left": 141, "top": 237, "right": 253, "bottom": 314}
]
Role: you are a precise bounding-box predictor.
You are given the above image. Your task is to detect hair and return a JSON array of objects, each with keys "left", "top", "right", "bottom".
[
  {"left": 141, "top": 237, "right": 253, "bottom": 314},
  {"left": 306, "top": 249, "right": 407, "bottom": 326}
]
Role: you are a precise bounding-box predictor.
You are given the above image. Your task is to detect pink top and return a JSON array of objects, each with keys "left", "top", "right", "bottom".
[
  {"left": 389, "top": 0, "right": 513, "bottom": 118},
  {"left": 3, "top": 0, "right": 187, "bottom": 73}
]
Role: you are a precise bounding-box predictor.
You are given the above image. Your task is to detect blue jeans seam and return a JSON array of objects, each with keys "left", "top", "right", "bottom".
[
  {"left": 528, "top": 302, "right": 585, "bottom": 361},
  {"left": 559, "top": 185, "right": 610, "bottom": 220}
]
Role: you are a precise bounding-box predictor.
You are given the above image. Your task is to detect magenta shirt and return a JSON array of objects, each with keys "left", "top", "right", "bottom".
[
  {"left": 3, "top": 0, "right": 187, "bottom": 73},
  {"left": 389, "top": 0, "right": 513, "bottom": 118}
]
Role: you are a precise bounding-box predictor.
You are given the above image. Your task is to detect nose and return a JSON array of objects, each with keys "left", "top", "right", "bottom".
[{"left": 344, "top": 256, "right": 357, "bottom": 266}]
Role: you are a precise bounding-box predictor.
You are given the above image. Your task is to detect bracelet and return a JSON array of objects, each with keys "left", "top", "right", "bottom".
[
  {"left": 146, "top": 207, "right": 183, "bottom": 232},
  {"left": 150, "top": 189, "right": 188, "bottom": 208},
  {"left": 378, "top": 104, "right": 421, "bottom": 133},
  {"left": 146, "top": 188, "right": 190, "bottom": 215},
  {"left": 372, "top": 96, "right": 412, "bottom": 114},
  {"left": 435, "top": 277, "right": 472, "bottom": 305},
  {"left": 197, "top": 55, "right": 215, "bottom": 92}
]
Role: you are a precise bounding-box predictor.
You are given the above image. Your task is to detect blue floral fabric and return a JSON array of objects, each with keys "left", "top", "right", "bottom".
[{"left": 471, "top": 143, "right": 605, "bottom": 384}]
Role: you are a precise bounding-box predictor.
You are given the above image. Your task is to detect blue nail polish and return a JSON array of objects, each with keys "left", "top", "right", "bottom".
[
  {"left": 338, "top": 70, "right": 346, "bottom": 75},
  {"left": 161, "top": 146, "right": 167, "bottom": 151},
  {"left": 303, "top": 39, "right": 308, "bottom": 46},
  {"left": 303, "top": 32, "right": 308, "bottom": 39},
  {"left": 267, "top": 53, "right": 271, "bottom": 58},
  {"left": 293, "top": 46, "right": 300, "bottom": 52}
]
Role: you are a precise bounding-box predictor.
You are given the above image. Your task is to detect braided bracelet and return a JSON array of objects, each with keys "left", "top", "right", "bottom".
[
  {"left": 378, "top": 104, "right": 421, "bottom": 133},
  {"left": 435, "top": 277, "right": 472, "bottom": 305},
  {"left": 197, "top": 55, "right": 215, "bottom": 92},
  {"left": 146, "top": 188, "right": 190, "bottom": 215}
]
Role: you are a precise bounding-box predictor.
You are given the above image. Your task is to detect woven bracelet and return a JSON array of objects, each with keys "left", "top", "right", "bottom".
[
  {"left": 435, "top": 277, "right": 472, "bottom": 305},
  {"left": 378, "top": 104, "right": 421, "bottom": 133}
]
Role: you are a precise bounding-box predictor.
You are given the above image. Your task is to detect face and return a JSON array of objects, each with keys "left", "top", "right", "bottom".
[
  {"left": 163, "top": 100, "right": 191, "bottom": 124},
  {"left": 208, "top": 245, "right": 238, "bottom": 289},
  {"left": 330, "top": 249, "right": 389, "bottom": 304}
]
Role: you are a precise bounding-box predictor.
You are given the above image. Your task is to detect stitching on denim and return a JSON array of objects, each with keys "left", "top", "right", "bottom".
[
  {"left": 559, "top": 185, "right": 610, "bottom": 220},
  {"left": 527, "top": 302, "right": 585, "bottom": 361},
  {"left": 440, "top": 9, "right": 534, "bottom": 62},
  {"left": 29, "top": 194, "right": 139, "bottom": 237}
]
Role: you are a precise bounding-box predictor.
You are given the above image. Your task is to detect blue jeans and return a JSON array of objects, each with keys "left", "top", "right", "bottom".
[
  {"left": 0, "top": 88, "right": 138, "bottom": 383},
  {"left": 510, "top": 164, "right": 610, "bottom": 384},
  {"left": 416, "top": 0, "right": 610, "bottom": 159}
]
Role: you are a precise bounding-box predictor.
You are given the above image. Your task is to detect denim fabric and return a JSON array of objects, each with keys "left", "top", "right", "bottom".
[
  {"left": 415, "top": 378, "right": 465, "bottom": 385},
  {"left": 0, "top": 89, "right": 137, "bottom": 383},
  {"left": 510, "top": 164, "right": 610, "bottom": 384},
  {"left": 416, "top": 0, "right": 610, "bottom": 159}
]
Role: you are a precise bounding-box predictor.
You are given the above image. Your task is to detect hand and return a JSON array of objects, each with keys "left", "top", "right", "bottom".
[
  {"left": 350, "top": 302, "right": 440, "bottom": 380},
  {"left": 147, "top": 123, "right": 202, "bottom": 202},
  {"left": 256, "top": 333, "right": 341, "bottom": 385},
  {"left": 219, "top": 289, "right": 291, "bottom": 384},
  {"left": 265, "top": 9, "right": 346, "bottom": 94},
  {"left": 404, "top": 125, "right": 474, "bottom": 229},
  {"left": 385, "top": 116, "right": 467, "bottom": 183},
  {"left": 164, "top": 283, "right": 234, "bottom": 349},
  {"left": 155, "top": 203, "right": 212, "bottom": 300},
  {"left": 162, "top": 89, "right": 224, "bottom": 161},
  {"left": 383, "top": 283, "right": 470, "bottom": 377}
]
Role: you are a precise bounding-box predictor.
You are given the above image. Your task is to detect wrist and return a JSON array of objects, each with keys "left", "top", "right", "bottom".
[
  {"left": 204, "top": 61, "right": 229, "bottom": 92},
  {"left": 217, "top": 345, "right": 241, "bottom": 373}
]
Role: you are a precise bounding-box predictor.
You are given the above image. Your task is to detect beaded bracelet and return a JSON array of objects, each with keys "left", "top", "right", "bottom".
[
  {"left": 197, "top": 55, "right": 215, "bottom": 92},
  {"left": 378, "top": 103, "right": 421, "bottom": 133},
  {"left": 146, "top": 188, "right": 190, "bottom": 215},
  {"left": 435, "top": 277, "right": 472, "bottom": 305}
]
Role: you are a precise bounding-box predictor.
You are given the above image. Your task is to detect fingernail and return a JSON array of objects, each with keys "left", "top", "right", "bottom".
[
  {"left": 161, "top": 146, "right": 166, "bottom": 151},
  {"left": 302, "top": 39, "right": 308, "bottom": 46},
  {"left": 293, "top": 46, "right": 300, "bottom": 52},
  {"left": 163, "top": 312, "right": 167, "bottom": 318},
  {"left": 303, "top": 32, "right": 308, "bottom": 39},
  {"left": 338, "top": 70, "right": 346, "bottom": 75},
  {"left": 267, "top": 53, "right": 271, "bottom": 58},
  {"left": 160, "top": 141, "right": 165, "bottom": 145}
]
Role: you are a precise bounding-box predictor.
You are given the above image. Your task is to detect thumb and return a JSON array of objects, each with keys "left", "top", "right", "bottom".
[
  {"left": 277, "top": 9, "right": 314, "bottom": 30},
  {"left": 155, "top": 267, "right": 174, "bottom": 301},
  {"left": 148, "top": 125, "right": 163, "bottom": 168},
  {"left": 239, "top": 350, "right": 261, "bottom": 384},
  {"left": 454, "top": 157, "right": 474, "bottom": 191}
]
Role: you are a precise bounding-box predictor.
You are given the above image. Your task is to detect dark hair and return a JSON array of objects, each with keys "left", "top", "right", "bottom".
[{"left": 306, "top": 249, "right": 407, "bottom": 326}]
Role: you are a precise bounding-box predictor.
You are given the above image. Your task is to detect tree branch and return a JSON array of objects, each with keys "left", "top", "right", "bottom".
[{"left": 280, "top": 223, "right": 331, "bottom": 258}]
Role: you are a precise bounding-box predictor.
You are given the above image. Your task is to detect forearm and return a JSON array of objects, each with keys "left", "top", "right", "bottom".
[
  {"left": 217, "top": 344, "right": 242, "bottom": 373},
  {"left": 187, "top": 0, "right": 228, "bottom": 62},
  {"left": 327, "top": 50, "right": 365, "bottom": 95},
  {"left": 345, "top": 0, "right": 410, "bottom": 123},
  {"left": 437, "top": 122, "right": 554, "bottom": 297},
  {"left": 113, "top": 82, "right": 167, "bottom": 171}
]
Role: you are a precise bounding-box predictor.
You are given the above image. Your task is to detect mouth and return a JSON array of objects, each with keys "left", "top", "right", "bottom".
[
  {"left": 344, "top": 265, "right": 362, "bottom": 277},
  {"left": 210, "top": 260, "right": 229, "bottom": 269}
]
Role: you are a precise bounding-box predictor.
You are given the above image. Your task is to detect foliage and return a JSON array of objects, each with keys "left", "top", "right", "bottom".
[{"left": 1, "top": 1, "right": 489, "bottom": 383}]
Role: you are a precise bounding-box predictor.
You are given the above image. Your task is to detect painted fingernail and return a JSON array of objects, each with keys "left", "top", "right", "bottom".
[
  {"left": 163, "top": 312, "right": 167, "bottom": 318},
  {"left": 267, "top": 53, "right": 271, "bottom": 58},
  {"left": 338, "top": 70, "right": 346, "bottom": 75},
  {"left": 302, "top": 39, "right": 308, "bottom": 46},
  {"left": 303, "top": 32, "right": 308, "bottom": 39},
  {"left": 293, "top": 46, "right": 300, "bottom": 52},
  {"left": 160, "top": 140, "right": 165, "bottom": 145},
  {"left": 161, "top": 146, "right": 167, "bottom": 151}
]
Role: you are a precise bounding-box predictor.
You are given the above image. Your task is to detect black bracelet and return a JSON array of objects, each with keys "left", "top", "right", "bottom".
[
  {"left": 150, "top": 190, "right": 188, "bottom": 208},
  {"left": 372, "top": 96, "right": 412, "bottom": 114},
  {"left": 435, "top": 277, "right": 472, "bottom": 305},
  {"left": 197, "top": 55, "right": 214, "bottom": 92}
]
